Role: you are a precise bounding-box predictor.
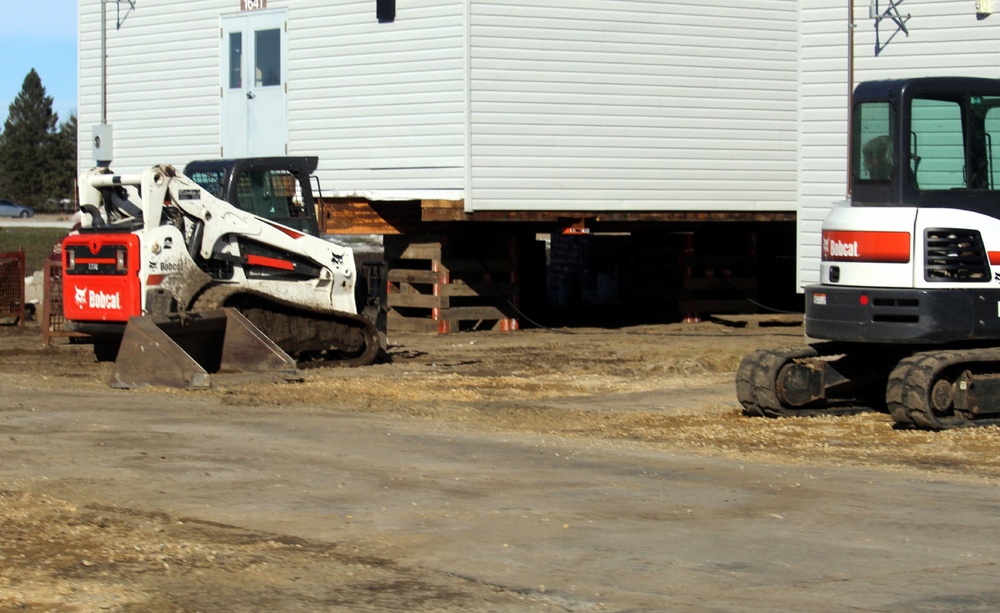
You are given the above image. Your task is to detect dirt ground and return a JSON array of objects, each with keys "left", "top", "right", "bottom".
[{"left": 3, "top": 316, "right": 1000, "bottom": 611}]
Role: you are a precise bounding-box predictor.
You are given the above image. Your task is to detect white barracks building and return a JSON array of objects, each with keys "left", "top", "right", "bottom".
[{"left": 75, "top": 1, "right": 1000, "bottom": 324}]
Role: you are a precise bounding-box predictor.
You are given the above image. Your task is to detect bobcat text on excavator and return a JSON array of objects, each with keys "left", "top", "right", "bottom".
[
  {"left": 738, "top": 76, "right": 1000, "bottom": 430},
  {"left": 62, "top": 162, "right": 381, "bottom": 389}
]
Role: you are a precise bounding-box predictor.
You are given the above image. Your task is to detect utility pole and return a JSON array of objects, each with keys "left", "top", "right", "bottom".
[
  {"left": 847, "top": 0, "right": 855, "bottom": 197},
  {"left": 93, "top": 1, "right": 135, "bottom": 166},
  {"left": 101, "top": 0, "right": 108, "bottom": 125},
  {"left": 94, "top": 0, "right": 113, "bottom": 165}
]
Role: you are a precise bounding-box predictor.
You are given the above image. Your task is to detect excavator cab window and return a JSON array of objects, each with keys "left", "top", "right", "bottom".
[
  {"left": 856, "top": 93, "right": 1000, "bottom": 193},
  {"left": 966, "top": 96, "right": 1000, "bottom": 191},
  {"left": 910, "top": 97, "right": 966, "bottom": 190},
  {"left": 908, "top": 95, "right": 1000, "bottom": 192},
  {"left": 853, "top": 101, "right": 893, "bottom": 183}
]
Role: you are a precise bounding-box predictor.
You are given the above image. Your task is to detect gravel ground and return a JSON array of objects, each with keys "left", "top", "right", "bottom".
[{"left": 2, "top": 316, "right": 1000, "bottom": 611}]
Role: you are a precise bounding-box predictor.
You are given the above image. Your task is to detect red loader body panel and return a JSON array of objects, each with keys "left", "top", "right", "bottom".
[{"left": 62, "top": 233, "right": 142, "bottom": 322}]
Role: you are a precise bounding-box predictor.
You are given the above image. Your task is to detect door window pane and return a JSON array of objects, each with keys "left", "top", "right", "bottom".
[
  {"left": 255, "top": 29, "right": 281, "bottom": 87},
  {"left": 228, "top": 32, "right": 242, "bottom": 89}
]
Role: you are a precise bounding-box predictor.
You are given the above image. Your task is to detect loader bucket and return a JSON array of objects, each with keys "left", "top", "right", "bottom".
[{"left": 110, "top": 308, "right": 300, "bottom": 389}]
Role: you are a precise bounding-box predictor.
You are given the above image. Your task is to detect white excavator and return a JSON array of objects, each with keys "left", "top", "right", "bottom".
[
  {"left": 738, "top": 76, "right": 1000, "bottom": 430},
  {"left": 62, "top": 162, "right": 380, "bottom": 388}
]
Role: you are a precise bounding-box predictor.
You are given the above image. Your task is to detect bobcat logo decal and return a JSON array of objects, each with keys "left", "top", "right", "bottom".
[{"left": 74, "top": 286, "right": 87, "bottom": 308}]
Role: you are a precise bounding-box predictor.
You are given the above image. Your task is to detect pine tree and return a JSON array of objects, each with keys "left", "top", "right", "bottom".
[
  {"left": 46, "top": 114, "right": 78, "bottom": 211},
  {"left": 0, "top": 69, "right": 58, "bottom": 208}
]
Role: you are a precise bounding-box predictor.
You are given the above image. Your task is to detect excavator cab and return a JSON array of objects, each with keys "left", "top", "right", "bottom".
[{"left": 850, "top": 77, "right": 1000, "bottom": 210}]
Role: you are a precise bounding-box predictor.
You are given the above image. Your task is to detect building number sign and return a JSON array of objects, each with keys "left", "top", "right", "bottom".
[{"left": 242, "top": 0, "right": 267, "bottom": 10}]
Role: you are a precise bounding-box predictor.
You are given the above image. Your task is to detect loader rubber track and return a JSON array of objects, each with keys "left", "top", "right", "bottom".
[
  {"left": 736, "top": 343, "right": 884, "bottom": 418},
  {"left": 192, "top": 285, "right": 380, "bottom": 368},
  {"left": 886, "top": 347, "right": 1000, "bottom": 430}
]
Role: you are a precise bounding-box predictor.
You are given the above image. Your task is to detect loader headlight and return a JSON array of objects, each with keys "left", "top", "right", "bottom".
[
  {"left": 67, "top": 250, "right": 75, "bottom": 271},
  {"left": 116, "top": 249, "right": 127, "bottom": 272}
]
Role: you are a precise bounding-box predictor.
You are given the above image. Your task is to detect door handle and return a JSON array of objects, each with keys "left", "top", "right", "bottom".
[{"left": 246, "top": 91, "right": 256, "bottom": 100}]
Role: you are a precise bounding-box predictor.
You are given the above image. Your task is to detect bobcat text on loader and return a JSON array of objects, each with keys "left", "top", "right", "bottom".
[
  {"left": 738, "top": 76, "right": 1000, "bottom": 430},
  {"left": 62, "top": 163, "right": 381, "bottom": 389}
]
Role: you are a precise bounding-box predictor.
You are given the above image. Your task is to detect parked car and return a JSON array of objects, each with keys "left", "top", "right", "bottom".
[{"left": 0, "top": 198, "right": 33, "bottom": 218}]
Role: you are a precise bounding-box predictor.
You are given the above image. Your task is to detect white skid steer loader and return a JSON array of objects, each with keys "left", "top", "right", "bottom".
[{"left": 62, "top": 164, "right": 380, "bottom": 388}]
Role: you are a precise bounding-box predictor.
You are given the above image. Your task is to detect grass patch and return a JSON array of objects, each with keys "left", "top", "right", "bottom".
[{"left": 0, "top": 227, "right": 71, "bottom": 273}]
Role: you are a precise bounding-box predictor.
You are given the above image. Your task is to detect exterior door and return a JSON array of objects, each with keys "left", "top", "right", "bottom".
[{"left": 221, "top": 10, "right": 287, "bottom": 157}]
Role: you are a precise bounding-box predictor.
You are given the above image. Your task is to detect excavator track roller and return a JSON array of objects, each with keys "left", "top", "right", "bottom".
[
  {"left": 930, "top": 378, "right": 955, "bottom": 412},
  {"left": 775, "top": 361, "right": 826, "bottom": 407}
]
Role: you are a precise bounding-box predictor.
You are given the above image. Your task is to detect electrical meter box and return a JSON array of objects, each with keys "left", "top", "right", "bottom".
[{"left": 92, "top": 124, "right": 114, "bottom": 165}]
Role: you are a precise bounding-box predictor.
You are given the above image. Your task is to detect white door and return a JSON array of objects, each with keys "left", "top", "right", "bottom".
[{"left": 221, "top": 10, "right": 287, "bottom": 157}]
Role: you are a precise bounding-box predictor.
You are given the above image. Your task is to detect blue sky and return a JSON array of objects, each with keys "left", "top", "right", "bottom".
[{"left": 0, "top": 0, "right": 77, "bottom": 126}]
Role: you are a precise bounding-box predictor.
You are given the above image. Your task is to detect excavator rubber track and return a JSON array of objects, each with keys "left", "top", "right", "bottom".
[
  {"left": 736, "top": 343, "right": 889, "bottom": 418},
  {"left": 193, "top": 285, "right": 381, "bottom": 368},
  {"left": 886, "top": 347, "right": 1000, "bottom": 430},
  {"left": 737, "top": 346, "right": 817, "bottom": 417}
]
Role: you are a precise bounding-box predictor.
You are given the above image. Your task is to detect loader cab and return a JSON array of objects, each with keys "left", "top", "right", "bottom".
[
  {"left": 851, "top": 77, "right": 1000, "bottom": 218},
  {"left": 184, "top": 156, "right": 321, "bottom": 236}
]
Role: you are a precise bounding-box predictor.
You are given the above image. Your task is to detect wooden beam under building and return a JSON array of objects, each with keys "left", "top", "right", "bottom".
[{"left": 319, "top": 197, "right": 795, "bottom": 235}]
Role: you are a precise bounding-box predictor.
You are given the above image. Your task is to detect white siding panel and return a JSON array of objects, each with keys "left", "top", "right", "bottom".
[
  {"left": 469, "top": 0, "right": 799, "bottom": 212},
  {"left": 289, "top": 1, "right": 466, "bottom": 193},
  {"left": 796, "top": 1, "right": 848, "bottom": 288},
  {"left": 78, "top": 1, "right": 230, "bottom": 171},
  {"left": 797, "top": 0, "right": 1000, "bottom": 288},
  {"left": 78, "top": 0, "right": 466, "bottom": 194},
  {"left": 79, "top": 0, "right": 800, "bottom": 208}
]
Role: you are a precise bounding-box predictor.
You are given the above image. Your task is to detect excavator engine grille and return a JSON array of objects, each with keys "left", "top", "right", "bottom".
[{"left": 924, "top": 228, "right": 991, "bottom": 282}]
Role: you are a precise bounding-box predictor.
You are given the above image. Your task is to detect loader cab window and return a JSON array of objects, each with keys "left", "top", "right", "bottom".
[
  {"left": 188, "top": 169, "right": 226, "bottom": 200},
  {"left": 853, "top": 102, "right": 893, "bottom": 182},
  {"left": 234, "top": 169, "right": 308, "bottom": 223}
]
